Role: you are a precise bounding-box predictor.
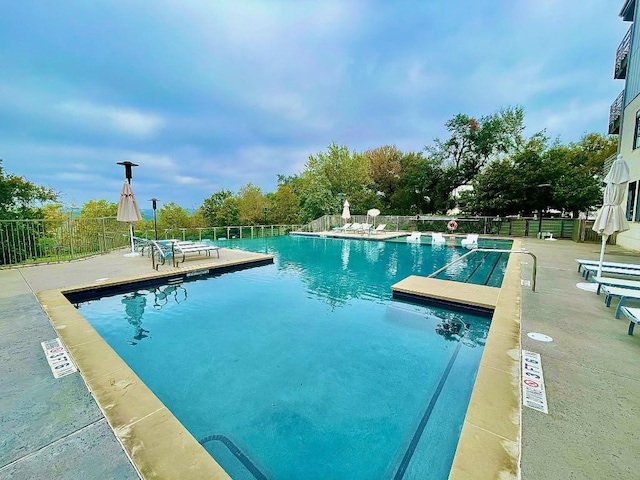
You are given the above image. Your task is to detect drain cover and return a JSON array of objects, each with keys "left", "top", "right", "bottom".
[{"left": 527, "top": 332, "right": 553, "bottom": 342}]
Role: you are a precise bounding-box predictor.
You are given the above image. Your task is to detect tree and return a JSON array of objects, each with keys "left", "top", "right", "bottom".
[
  {"left": 272, "top": 184, "right": 301, "bottom": 224},
  {"left": 428, "top": 106, "right": 525, "bottom": 188},
  {"left": 157, "top": 202, "right": 190, "bottom": 232},
  {"left": 365, "top": 145, "right": 403, "bottom": 212},
  {"left": 217, "top": 197, "right": 240, "bottom": 226},
  {"left": 79, "top": 199, "right": 118, "bottom": 218},
  {"left": 200, "top": 190, "right": 234, "bottom": 226},
  {"left": 302, "top": 143, "right": 373, "bottom": 216},
  {"left": 237, "top": 183, "right": 265, "bottom": 224},
  {"left": 0, "top": 159, "right": 58, "bottom": 220}
]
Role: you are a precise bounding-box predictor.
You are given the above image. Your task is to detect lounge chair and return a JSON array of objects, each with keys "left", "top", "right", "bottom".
[
  {"left": 334, "top": 223, "right": 352, "bottom": 232},
  {"left": 592, "top": 276, "right": 640, "bottom": 295},
  {"left": 158, "top": 240, "right": 221, "bottom": 267},
  {"left": 359, "top": 223, "right": 372, "bottom": 234},
  {"left": 581, "top": 264, "right": 640, "bottom": 280},
  {"left": 406, "top": 232, "right": 421, "bottom": 243},
  {"left": 345, "top": 223, "right": 362, "bottom": 232},
  {"left": 372, "top": 224, "right": 387, "bottom": 234},
  {"left": 575, "top": 259, "right": 640, "bottom": 273},
  {"left": 431, "top": 232, "right": 446, "bottom": 245},
  {"left": 601, "top": 285, "right": 640, "bottom": 318},
  {"left": 461, "top": 234, "right": 479, "bottom": 248},
  {"left": 618, "top": 306, "right": 640, "bottom": 335}
]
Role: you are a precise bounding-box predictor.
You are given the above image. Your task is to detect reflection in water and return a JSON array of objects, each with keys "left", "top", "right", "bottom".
[
  {"left": 121, "top": 283, "right": 188, "bottom": 345},
  {"left": 225, "top": 236, "right": 509, "bottom": 310},
  {"left": 122, "top": 292, "right": 150, "bottom": 345}
]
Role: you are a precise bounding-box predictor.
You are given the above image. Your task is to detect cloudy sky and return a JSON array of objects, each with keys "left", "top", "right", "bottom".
[{"left": 0, "top": 1, "right": 630, "bottom": 210}]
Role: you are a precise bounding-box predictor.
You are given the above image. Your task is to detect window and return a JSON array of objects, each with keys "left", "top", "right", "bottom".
[
  {"left": 627, "top": 181, "right": 637, "bottom": 221},
  {"left": 635, "top": 110, "right": 640, "bottom": 149}
]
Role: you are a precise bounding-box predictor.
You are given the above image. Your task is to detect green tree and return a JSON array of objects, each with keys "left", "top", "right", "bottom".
[
  {"left": 0, "top": 160, "right": 58, "bottom": 220},
  {"left": 200, "top": 190, "right": 234, "bottom": 226},
  {"left": 428, "top": 106, "right": 525, "bottom": 187},
  {"left": 237, "top": 183, "right": 265, "bottom": 224},
  {"left": 79, "top": 199, "right": 118, "bottom": 218},
  {"left": 157, "top": 202, "right": 190, "bottom": 233},
  {"left": 271, "top": 185, "right": 301, "bottom": 224},
  {"left": 218, "top": 196, "right": 240, "bottom": 225}
]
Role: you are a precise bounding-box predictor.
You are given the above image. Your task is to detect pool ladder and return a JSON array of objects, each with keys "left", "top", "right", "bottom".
[{"left": 427, "top": 248, "right": 538, "bottom": 292}]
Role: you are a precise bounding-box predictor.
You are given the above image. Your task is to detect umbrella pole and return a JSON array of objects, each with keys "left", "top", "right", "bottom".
[
  {"left": 597, "top": 234, "right": 608, "bottom": 278},
  {"left": 130, "top": 224, "right": 135, "bottom": 254}
]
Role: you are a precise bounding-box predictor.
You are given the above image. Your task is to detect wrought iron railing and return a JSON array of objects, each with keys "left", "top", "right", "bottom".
[
  {"left": 615, "top": 25, "right": 632, "bottom": 79},
  {"left": 609, "top": 90, "right": 624, "bottom": 134}
]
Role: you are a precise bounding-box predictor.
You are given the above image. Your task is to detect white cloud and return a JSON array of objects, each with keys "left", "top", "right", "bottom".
[{"left": 58, "top": 101, "right": 164, "bottom": 137}]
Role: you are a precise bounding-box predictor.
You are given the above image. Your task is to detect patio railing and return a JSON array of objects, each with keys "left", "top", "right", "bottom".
[{"left": 0, "top": 217, "right": 303, "bottom": 268}]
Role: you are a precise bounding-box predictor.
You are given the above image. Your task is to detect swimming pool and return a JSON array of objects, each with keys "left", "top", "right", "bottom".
[{"left": 73, "top": 236, "right": 510, "bottom": 479}]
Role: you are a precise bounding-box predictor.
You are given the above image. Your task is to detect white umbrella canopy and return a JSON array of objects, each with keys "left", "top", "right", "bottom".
[
  {"left": 592, "top": 154, "right": 630, "bottom": 278},
  {"left": 117, "top": 182, "right": 142, "bottom": 255},
  {"left": 367, "top": 208, "right": 381, "bottom": 227},
  {"left": 341, "top": 200, "right": 351, "bottom": 222}
]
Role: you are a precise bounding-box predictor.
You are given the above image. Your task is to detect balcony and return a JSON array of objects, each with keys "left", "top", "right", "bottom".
[
  {"left": 615, "top": 26, "right": 632, "bottom": 79},
  {"left": 609, "top": 90, "right": 624, "bottom": 135},
  {"left": 620, "top": 0, "right": 636, "bottom": 22}
]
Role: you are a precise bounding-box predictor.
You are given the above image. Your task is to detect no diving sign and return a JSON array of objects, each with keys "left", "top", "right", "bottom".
[
  {"left": 522, "top": 350, "right": 548, "bottom": 414},
  {"left": 41, "top": 338, "right": 77, "bottom": 379}
]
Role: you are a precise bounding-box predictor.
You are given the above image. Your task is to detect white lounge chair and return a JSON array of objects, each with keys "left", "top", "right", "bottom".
[
  {"left": 461, "top": 234, "right": 478, "bottom": 248},
  {"left": 372, "top": 224, "right": 387, "bottom": 234},
  {"left": 406, "top": 232, "right": 421, "bottom": 243},
  {"left": 334, "top": 223, "right": 352, "bottom": 232},
  {"left": 592, "top": 276, "right": 640, "bottom": 295},
  {"left": 359, "top": 223, "right": 372, "bottom": 234},
  {"left": 345, "top": 223, "right": 361, "bottom": 232},
  {"left": 575, "top": 259, "right": 640, "bottom": 273},
  {"left": 601, "top": 285, "right": 640, "bottom": 318},
  {"left": 431, "top": 232, "right": 446, "bottom": 245},
  {"left": 618, "top": 306, "right": 640, "bottom": 335},
  {"left": 581, "top": 264, "right": 640, "bottom": 280}
]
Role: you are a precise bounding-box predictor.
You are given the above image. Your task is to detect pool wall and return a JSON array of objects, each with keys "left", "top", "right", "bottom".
[
  {"left": 36, "top": 241, "right": 522, "bottom": 479},
  {"left": 448, "top": 238, "right": 522, "bottom": 479}
]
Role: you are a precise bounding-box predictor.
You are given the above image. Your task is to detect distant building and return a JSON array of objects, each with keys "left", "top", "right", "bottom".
[{"left": 611, "top": 0, "right": 640, "bottom": 250}]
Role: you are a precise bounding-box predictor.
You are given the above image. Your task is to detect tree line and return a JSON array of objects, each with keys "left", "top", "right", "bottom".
[{"left": 1, "top": 106, "right": 617, "bottom": 231}]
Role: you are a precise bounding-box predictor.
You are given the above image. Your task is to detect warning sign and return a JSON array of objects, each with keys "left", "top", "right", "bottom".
[
  {"left": 41, "top": 338, "right": 77, "bottom": 379},
  {"left": 522, "top": 350, "right": 548, "bottom": 414}
]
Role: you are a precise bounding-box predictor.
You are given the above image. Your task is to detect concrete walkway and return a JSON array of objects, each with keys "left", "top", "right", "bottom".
[
  {"left": 1, "top": 240, "right": 639, "bottom": 479},
  {"left": 520, "top": 238, "right": 640, "bottom": 480}
]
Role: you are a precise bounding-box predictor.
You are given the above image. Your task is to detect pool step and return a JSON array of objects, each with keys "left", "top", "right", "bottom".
[{"left": 391, "top": 276, "right": 499, "bottom": 314}]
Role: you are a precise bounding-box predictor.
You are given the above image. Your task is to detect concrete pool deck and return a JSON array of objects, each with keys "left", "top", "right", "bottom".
[{"left": 1, "top": 238, "right": 639, "bottom": 478}]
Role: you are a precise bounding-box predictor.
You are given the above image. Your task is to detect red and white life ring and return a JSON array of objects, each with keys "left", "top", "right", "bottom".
[{"left": 447, "top": 220, "right": 458, "bottom": 231}]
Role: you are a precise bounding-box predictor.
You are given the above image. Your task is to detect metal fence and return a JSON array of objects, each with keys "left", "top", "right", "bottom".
[
  {"left": 0, "top": 217, "right": 303, "bottom": 268},
  {"left": 0, "top": 214, "right": 607, "bottom": 268},
  {"left": 304, "top": 214, "right": 581, "bottom": 239}
]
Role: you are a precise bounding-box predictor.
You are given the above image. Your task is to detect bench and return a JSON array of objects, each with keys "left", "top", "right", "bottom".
[
  {"left": 601, "top": 285, "right": 640, "bottom": 319},
  {"left": 618, "top": 306, "right": 640, "bottom": 335}
]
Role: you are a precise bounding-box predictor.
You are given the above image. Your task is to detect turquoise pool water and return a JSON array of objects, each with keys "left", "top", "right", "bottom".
[{"left": 75, "top": 236, "right": 511, "bottom": 479}]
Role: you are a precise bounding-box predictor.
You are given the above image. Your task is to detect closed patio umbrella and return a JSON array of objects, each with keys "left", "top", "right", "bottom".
[
  {"left": 581, "top": 154, "right": 630, "bottom": 289},
  {"left": 117, "top": 181, "right": 143, "bottom": 256},
  {"left": 341, "top": 200, "right": 351, "bottom": 224}
]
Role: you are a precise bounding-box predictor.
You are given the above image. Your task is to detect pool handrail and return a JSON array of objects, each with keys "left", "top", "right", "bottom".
[{"left": 428, "top": 247, "right": 537, "bottom": 292}]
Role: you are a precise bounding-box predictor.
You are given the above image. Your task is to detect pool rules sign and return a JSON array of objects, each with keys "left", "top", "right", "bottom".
[
  {"left": 41, "top": 338, "right": 78, "bottom": 379},
  {"left": 522, "top": 350, "right": 548, "bottom": 414}
]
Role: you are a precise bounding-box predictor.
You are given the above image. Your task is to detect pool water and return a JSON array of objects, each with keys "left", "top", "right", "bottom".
[{"left": 75, "top": 236, "right": 509, "bottom": 479}]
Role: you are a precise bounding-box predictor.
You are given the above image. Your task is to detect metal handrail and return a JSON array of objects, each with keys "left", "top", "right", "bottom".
[{"left": 427, "top": 247, "right": 538, "bottom": 292}]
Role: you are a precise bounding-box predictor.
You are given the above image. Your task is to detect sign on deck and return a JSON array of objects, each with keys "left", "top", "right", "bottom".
[
  {"left": 41, "top": 338, "right": 78, "bottom": 379},
  {"left": 522, "top": 350, "right": 548, "bottom": 414}
]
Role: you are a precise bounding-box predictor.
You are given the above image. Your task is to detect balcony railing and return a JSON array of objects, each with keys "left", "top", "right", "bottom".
[
  {"left": 609, "top": 90, "right": 624, "bottom": 135},
  {"left": 615, "top": 25, "right": 633, "bottom": 79}
]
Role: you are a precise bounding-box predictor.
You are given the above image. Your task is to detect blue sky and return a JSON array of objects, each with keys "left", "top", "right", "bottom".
[{"left": 0, "top": 1, "right": 630, "bottom": 210}]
